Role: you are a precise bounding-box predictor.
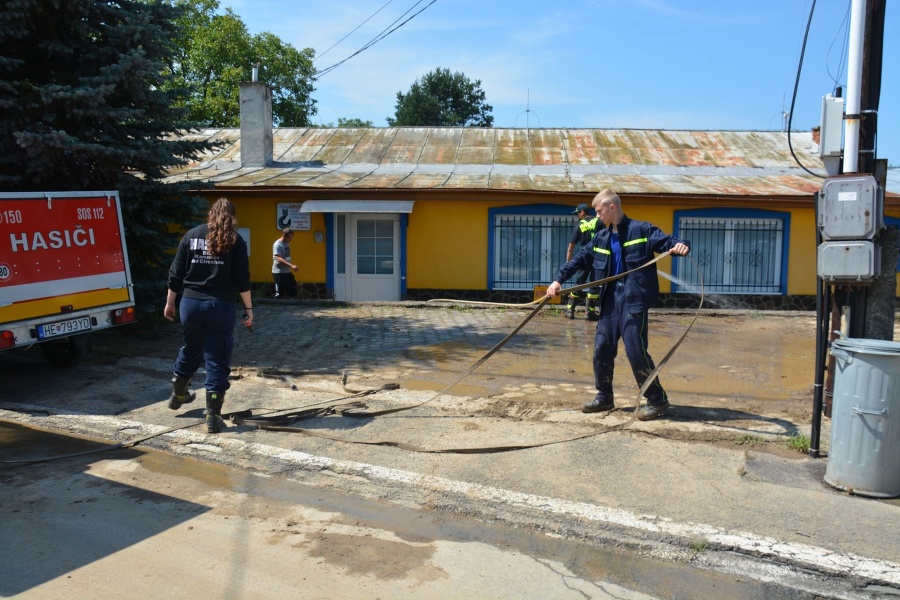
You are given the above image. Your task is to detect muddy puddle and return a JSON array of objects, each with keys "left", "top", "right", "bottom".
[{"left": 401, "top": 313, "right": 817, "bottom": 419}]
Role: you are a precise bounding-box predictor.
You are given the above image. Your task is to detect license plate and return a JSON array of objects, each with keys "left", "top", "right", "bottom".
[{"left": 37, "top": 316, "right": 92, "bottom": 340}]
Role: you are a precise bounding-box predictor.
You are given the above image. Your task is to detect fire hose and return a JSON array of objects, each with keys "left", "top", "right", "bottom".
[
  {"left": 231, "top": 252, "right": 704, "bottom": 452},
  {"left": 2, "top": 253, "right": 702, "bottom": 463}
]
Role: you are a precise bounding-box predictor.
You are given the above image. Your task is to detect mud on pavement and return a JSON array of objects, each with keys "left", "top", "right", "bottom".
[{"left": 2, "top": 301, "right": 900, "bottom": 598}]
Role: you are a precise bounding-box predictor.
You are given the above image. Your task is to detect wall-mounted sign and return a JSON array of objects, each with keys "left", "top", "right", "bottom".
[{"left": 276, "top": 203, "right": 310, "bottom": 231}]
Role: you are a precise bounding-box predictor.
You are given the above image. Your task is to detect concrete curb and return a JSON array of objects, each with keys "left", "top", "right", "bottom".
[{"left": 3, "top": 402, "right": 897, "bottom": 599}]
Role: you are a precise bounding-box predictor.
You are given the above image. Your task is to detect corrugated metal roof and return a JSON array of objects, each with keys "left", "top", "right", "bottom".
[{"left": 164, "top": 127, "right": 828, "bottom": 197}]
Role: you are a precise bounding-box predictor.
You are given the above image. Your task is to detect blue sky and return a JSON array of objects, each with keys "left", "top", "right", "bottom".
[{"left": 229, "top": 0, "right": 897, "bottom": 170}]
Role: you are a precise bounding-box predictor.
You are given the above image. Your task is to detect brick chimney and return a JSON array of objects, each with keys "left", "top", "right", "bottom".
[{"left": 239, "top": 81, "right": 273, "bottom": 168}]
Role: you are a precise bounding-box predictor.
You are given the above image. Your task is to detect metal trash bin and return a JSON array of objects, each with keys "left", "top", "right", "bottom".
[{"left": 825, "top": 338, "right": 900, "bottom": 498}]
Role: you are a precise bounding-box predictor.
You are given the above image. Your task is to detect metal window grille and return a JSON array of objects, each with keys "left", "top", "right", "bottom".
[
  {"left": 677, "top": 217, "right": 784, "bottom": 294},
  {"left": 493, "top": 215, "right": 573, "bottom": 290}
]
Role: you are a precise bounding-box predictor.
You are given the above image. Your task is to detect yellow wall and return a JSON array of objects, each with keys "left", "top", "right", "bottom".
[
  {"left": 406, "top": 199, "right": 490, "bottom": 289},
  {"left": 221, "top": 193, "right": 897, "bottom": 297},
  {"left": 230, "top": 198, "right": 328, "bottom": 285},
  {"left": 787, "top": 210, "right": 819, "bottom": 295}
]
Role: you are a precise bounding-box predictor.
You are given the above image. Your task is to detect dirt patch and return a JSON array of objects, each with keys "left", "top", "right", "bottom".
[{"left": 31, "top": 306, "right": 827, "bottom": 460}]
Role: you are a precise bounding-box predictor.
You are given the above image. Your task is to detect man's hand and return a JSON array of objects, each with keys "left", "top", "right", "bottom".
[
  {"left": 163, "top": 303, "right": 176, "bottom": 322},
  {"left": 670, "top": 242, "right": 690, "bottom": 256},
  {"left": 546, "top": 281, "right": 562, "bottom": 298}
]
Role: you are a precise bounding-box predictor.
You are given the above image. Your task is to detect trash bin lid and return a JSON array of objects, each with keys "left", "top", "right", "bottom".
[{"left": 832, "top": 337, "right": 900, "bottom": 356}]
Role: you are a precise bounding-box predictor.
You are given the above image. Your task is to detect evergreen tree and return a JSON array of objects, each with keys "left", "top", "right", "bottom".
[
  {"left": 0, "top": 0, "right": 214, "bottom": 311},
  {"left": 387, "top": 68, "right": 493, "bottom": 127}
]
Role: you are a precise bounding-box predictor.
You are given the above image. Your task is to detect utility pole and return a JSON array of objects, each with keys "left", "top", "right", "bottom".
[
  {"left": 839, "top": 0, "right": 887, "bottom": 341},
  {"left": 860, "top": 0, "right": 895, "bottom": 341},
  {"left": 810, "top": 0, "right": 888, "bottom": 457}
]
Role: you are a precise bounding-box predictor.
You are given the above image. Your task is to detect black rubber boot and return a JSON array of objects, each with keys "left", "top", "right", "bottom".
[
  {"left": 564, "top": 295, "right": 578, "bottom": 319},
  {"left": 168, "top": 374, "right": 196, "bottom": 410},
  {"left": 586, "top": 297, "right": 600, "bottom": 321},
  {"left": 205, "top": 390, "right": 226, "bottom": 434}
]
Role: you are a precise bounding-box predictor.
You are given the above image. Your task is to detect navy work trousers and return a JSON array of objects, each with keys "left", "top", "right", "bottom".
[
  {"left": 592, "top": 280, "right": 666, "bottom": 403},
  {"left": 568, "top": 269, "right": 599, "bottom": 304},
  {"left": 173, "top": 297, "right": 236, "bottom": 393}
]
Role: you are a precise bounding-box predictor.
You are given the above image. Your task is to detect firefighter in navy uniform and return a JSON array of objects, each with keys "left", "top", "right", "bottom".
[
  {"left": 546, "top": 189, "right": 690, "bottom": 421},
  {"left": 563, "top": 203, "right": 600, "bottom": 320},
  {"left": 164, "top": 198, "right": 253, "bottom": 433}
]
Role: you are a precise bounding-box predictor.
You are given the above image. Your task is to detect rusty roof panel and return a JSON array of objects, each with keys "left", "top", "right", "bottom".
[
  {"left": 566, "top": 130, "right": 603, "bottom": 164},
  {"left": 634, "top": 146, "right": 678, "bottom": 165},
  {"left": 344, "top": 172, "right": 409, "bottom": 188},
  {"left": 419, "top": 129, "right": 464, "bottom": 164},
  {"left": 531, "top": 144, "right": 566, "bottom": 166},
  {"left": 291, "top": 170, "right": 371, "bottom": 188},
  {"left": 380, "top": 143, "right": 423, "bottom": 164},
  {"left": 379, "top": 127, "right": 426, "bottom": 164},
  {"left": 668, "top": 148, "right": 716, "bottom": 167},
  {"left": 602, "top": 147, "right": 643, "bottom": 165},
  {"left": 455, "top": 145, "right": 494, "bottom": 164},
  {"left": 444, "top": 172, "right": 491, "bottom": 188},
  {"left": 398, "top": 171, "right": 453, "bottom": 188},
  {"left": 341, "top": 129, "right": 395, "bottom": 164},
  {"left": 493, "top": 144, "right": 534, "bottom": 165},
  {"left": 163, "top": 127, "right": 827, "bottom": 198},
  {"left": 262, "top": 170, "right": 330, "bottom": 186},
  {"left": 459, "top": 127, "right": 495, "bottom": 147}
]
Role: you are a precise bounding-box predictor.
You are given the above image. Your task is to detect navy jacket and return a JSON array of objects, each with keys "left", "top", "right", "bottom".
[
  {"left": 168, "top": 224, "right": 251, "bottom": 302},
  {"left": 555, "top": 216, "right": 689, "bottom": 313}
]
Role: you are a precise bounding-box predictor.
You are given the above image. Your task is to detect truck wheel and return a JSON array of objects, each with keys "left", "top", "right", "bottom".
[{"left": 40, "top": 334, "right": 92, "bottom": 367}]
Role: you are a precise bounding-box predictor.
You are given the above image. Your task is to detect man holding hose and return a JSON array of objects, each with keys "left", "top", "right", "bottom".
[{"left": 546, "top": 189, "right": 690, "bottom": 421}]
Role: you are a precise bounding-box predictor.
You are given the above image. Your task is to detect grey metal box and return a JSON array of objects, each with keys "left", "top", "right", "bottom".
[
  {"left": 819, "top": 95, "right": 844, "bottom": 158},
  {"left": 817, "top": 240, "right": 879, "bottom": 283},
  {"left": 818, "top": 175, "right": 882, "bottom": 240}
]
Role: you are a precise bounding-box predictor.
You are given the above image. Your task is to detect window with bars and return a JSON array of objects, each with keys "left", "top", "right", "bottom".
[
  {"left": 492, "top": 214, "right": 574, "bottom": 290},
  {"left": 675, "top": 214, "right": 786, "bottom": 294}
]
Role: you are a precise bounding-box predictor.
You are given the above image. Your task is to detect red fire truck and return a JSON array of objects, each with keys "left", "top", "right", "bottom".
[{"left": 0, "top": 191, "right": 136, "bottom": 366}]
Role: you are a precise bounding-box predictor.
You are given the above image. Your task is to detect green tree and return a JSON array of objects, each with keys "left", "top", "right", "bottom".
[
  {"left": 387, "top": 67, "right": 493, "bottom": 127},
  {"left": 310, "top": 118, "right": 374, "bottom": 128},
  {"left": 337, "top": 117, "right": 374, "bottom": 128},
  {"left": 0, "top": 0, "right": 214, "bottom": 309},
  {"left": 167, "top": 0, "right": 316, "bottom": 127}
]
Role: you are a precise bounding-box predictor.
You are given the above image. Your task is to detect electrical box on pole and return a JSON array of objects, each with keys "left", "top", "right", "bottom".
[
  {"left": 817, "top": 175, "right": 883, "bottom": 240},
  {"left": 817, "top": 241, "right": 880, "bottom": 283},
  {"left": 819, "top": 94, "right": 844, "bottom": 158},
  {"left": 816, "top": 174, "right": 883, "bottom": 283}
]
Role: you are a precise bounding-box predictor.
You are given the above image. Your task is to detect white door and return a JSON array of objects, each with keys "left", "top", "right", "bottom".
[{"left": 334, "top": 214, "right": 401, "bottom": 301}]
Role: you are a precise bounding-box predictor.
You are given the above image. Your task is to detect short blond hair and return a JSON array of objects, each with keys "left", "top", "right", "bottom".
[{"left": 594, "top": 189, "right": 621, "bottom": 208}]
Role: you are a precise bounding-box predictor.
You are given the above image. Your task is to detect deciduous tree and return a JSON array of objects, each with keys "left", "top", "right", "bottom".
[
  {"left": 167, "top": 0, "right": 317, "bottom": 127},
  {"left": 387, "top": 68, "right": 493, "bottom": 127}
]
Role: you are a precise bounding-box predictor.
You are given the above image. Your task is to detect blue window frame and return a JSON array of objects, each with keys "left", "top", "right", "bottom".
[
  {"left": 488, "top": 204, "right": 578, "bottom": 290},
  {"left": 674, "top": 208, "right": 791, "bottom": 295}
]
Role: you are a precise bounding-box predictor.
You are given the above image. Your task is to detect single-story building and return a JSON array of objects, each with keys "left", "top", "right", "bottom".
[{"left": 163, "top": 83, "right": 900, "bottom": 309}]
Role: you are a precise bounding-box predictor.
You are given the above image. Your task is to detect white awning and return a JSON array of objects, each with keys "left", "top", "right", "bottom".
[{"left": 299, "top": 200, "right": 415, "bottom": 213}]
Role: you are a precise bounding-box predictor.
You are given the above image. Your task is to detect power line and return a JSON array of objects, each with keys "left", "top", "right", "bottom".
[
  {"left": 824, "top": 2, "right": 851, "bottom": 95},
  {"left": 786, "top": 0, "right": 827, "bottom": 178},
  {"left": 315, "top": 0, "right": 396, "bottom": 63},
  {"left": 316, "top": 0, "right": 439, "bottom": 78}
]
